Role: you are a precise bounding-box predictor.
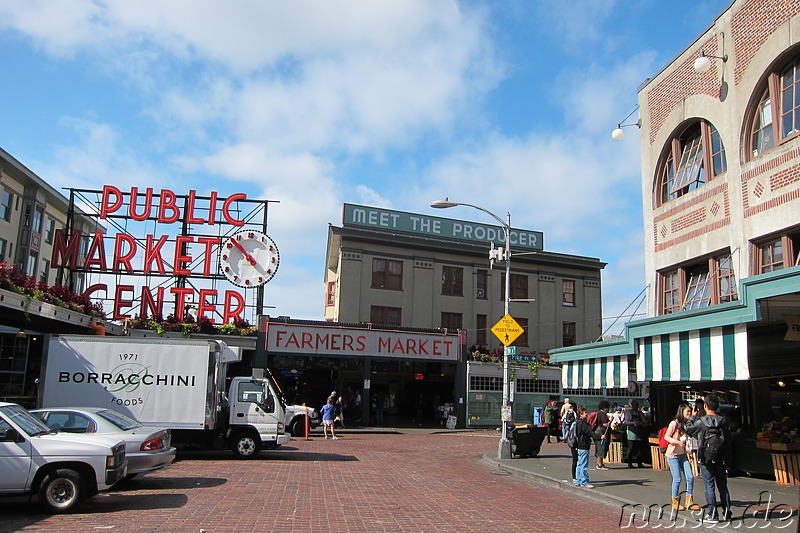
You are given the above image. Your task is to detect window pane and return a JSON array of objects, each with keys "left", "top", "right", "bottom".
[
  {"left": 684, "top": 270, "right": 711, "bottom": 310},
  {"left": 752, "top": 91, "right": 774, "bottom": 156},
  {"left": 781, "top": 58, "right": 800, "bottom": 139},
  {"left": 760, "top": 240, "right": 784, "bottom": 273},
  {"left": 710, "top": 125, "right": 727, "bottom": 175},
  {"left": 671, "top": 134, "right": 703, "bottom": 193}
]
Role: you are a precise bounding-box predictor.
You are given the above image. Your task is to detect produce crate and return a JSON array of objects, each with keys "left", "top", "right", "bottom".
[
  {"left": 650, "top": 445, "right": 669, "bottom": 470},
  {"left": 757, "top": 441, "right": 800, "bottom": 451},
  {"left": 771, "top": 453, "right": 800, "bottom": 485},
  {"left": 607, "top": 441, "right": 622, "bottom": 464}
]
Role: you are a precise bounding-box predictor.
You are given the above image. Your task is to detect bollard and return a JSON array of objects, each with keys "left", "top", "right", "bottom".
[{"left": 303, "top": 403, "right": 311, "bottom": 440}]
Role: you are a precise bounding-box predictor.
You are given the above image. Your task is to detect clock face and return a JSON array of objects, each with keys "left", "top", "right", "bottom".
[{"left": 219, "top": 231, "right": 280, "bottom": 287}]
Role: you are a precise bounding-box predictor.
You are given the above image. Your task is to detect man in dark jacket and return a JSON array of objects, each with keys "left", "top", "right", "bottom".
[{"left": 685, "top": 394, "right": 732, "bottom": 524}]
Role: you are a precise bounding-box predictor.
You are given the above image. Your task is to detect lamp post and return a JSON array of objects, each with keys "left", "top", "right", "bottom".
[{"left": 430, "top": 199, "right": 513, "bottom": 460}]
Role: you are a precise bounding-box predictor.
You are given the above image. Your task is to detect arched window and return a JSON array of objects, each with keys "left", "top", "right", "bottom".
[
  {"left": 747, "top": 52, "right": 800, "bottom": 160},
  {"left": 656, "top": 120, "right": 726, "bottom": 205}
]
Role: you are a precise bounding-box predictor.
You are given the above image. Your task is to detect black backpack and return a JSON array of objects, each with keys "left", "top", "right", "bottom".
[
  {"left": 702, "top": 424, "right": 726, "bottom": 463},
  {"left": 565, "top": 420, "right": 578, "bottom": 448}
]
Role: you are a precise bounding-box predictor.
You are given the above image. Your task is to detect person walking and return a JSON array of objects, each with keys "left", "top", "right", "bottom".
[
  {"left": 561, "top": 400, "right": 576, "bottom": 443},
  {"left": 335, "top": 396, "right": 345, "bottom": 428},
  {"left": 594, "top": 400, "right": 611, "bottom": 470},
  {"left": 574, "top": 406, "right": 595, "bottom": 489},
  {"left": 623, "top": 400, "right": 647, "bottom": 468},
  {"left": 685, "top": 394, "right": 732, "bottom": 524},
  {"left": 544, "top": 401, "right": 560, "bottom": 443},
  {"left": 321, "top": 398, "right": 339, "bottom": 439},
  {"left": 664, "top": 402, "right": 702, "bottom": 512}
]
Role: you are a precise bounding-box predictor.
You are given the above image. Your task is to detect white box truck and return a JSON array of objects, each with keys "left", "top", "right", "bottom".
[{"left": 40, "top": 335, "right": 290, "bottom": 459}]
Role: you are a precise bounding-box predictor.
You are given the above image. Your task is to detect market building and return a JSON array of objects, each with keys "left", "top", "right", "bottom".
[
  {"left": 306, "top": 203, "right": 607, "bottom": 427},
  {"left": 550, "top": 0, "right": 800, "bottom": 477},
  {"left": 0, "top": 147, "right": 105, "bottom": 404}
]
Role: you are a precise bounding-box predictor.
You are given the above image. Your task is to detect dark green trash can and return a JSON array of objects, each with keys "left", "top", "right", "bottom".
[{"left": 510, "top": 425, "right": 547, "bottom": 458}]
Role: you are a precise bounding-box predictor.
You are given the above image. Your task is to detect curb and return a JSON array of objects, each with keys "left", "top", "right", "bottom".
[{"left": 480, "top": 452, "right": 718, "bottom": 532}]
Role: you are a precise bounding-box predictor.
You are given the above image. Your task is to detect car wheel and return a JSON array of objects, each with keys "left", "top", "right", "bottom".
[
  {"left": 231, "top": 432, "right": 261, "bottom": 459},
  {"left": 289, "top": 417, "right": 306, "bottom": 437},
  {"left": 39, "top": 469, "right": 86, "bottom": 514}
]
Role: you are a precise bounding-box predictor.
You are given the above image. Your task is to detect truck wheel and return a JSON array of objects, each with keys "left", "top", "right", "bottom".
[
  {"left": 231, "top": 432, "right": 261, "bottom": 459},
  {"left": 39, "top": 469, "right": 86, "bottom": 514},
  {"left": 289, "top": 417, "right": 306, "bottom": 437}
]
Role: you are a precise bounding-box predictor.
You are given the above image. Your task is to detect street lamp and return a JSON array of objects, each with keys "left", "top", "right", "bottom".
[{"left": 430, "top": 199, "right": 513, "bottom": 460}]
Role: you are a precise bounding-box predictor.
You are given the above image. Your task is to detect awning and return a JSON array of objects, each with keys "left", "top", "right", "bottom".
[
  {"left": 562, "top": 355, "right": 629, "bottom": 389},
  {"left": 636, "top": 323, "right": 749, "bottom": 381}
]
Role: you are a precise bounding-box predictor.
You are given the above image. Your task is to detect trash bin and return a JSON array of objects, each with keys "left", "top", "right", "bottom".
[{"left": 510, "top": 424, "right": 547, "bottom": 458}]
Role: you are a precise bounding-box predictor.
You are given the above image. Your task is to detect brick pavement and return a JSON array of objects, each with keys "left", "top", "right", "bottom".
[{"left": 0, "top": 431, "right": 696, "bottom": 533}]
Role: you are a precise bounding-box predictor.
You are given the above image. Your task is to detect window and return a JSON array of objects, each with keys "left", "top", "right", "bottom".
[
  {"left": 0, "top": 239, "right": 6, "bottom": 263},
  {"left": 683, "top": 267, "right": 711, "bottom": 310},
  {"left": 39, "top": 259, "right": 50, "bottom": 284},
  {"left": 326, "top": 281, "right": 336, "bottom": 306},
  {"left": 747, "top": 52, "right": 800, "bottom": 159},
  {"left": 476, "top": 314, "right": 487, "bottom": 346},
  {"left": 441, "top": 266, "right": 463, "bottom": 296},
  {"left": 441, "top": 312, "right": 462, "bottom": 331},
  {"left": 662, "top": 271, "right": 681, "bottom": 314},
  {"left": 513, "top": 317, "right": 528, "bottom": 347},
  {"left": 562, "top": 279, "right": 575, "bottom": 307},
  {"left": 32, "top": 206, "right": 44, "bottom": 234},
  {"left": 516, "top": 379, "right": 560, "bottom": 394},
  {"left": 469, "top": 376, "right": 501, "bottom": 391},
  {"left": 657, "top": 120, "right": 726, "bottom": 205},
  {"left": 44, "top": 218, "right": 56, "bottom": 244},
  {"left": 659, "top": 252, "right": 738, "bottom": 314},
  {"left": 754, "top": 230, "right": 800, "bottom": 273},
  {"left": 370, "top": 306, "right": 401, "bottom": 327},
  {"left": 563, "top": 322, "right": 576, "bottom": 347},
  {"left": 500, "top": 273, "right": 528, "bottom": 300},
  {"left": 476, "top": 269, "right": 488, "bottom": 299},
  {"left": 25, "top": 253, "right": 37, "bottom": 277},
  {"left": 371, "top": 258, "right": 402, "bottom": 290},
  {"left": 0, "top": 189, "right": 12, "bottom": 222}
]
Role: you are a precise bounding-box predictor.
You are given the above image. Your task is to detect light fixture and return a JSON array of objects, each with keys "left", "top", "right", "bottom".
[
  {"left": 777, "top": 380, "right": 786, "bottom": 387},
  {"left": 693, "top": 32, "right": 728, "bottom": 74},
  {"left": 15, "top": 330, "right": 26, "bottom": 339},
  {"left": 694, "top": 50, "right": 728, "bottom": 74},
  {"left": 611, "top": 106, "right": 641, "bottom": 141}
]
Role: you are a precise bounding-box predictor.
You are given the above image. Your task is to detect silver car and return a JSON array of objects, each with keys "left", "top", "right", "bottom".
[{"left": 32, "top": 407, "right": 176, "bottom": 477}]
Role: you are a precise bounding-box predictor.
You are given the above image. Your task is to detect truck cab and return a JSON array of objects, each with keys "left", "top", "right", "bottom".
[
  {"left": 0, "top": 402, "right": 127, "bottom": 513},
  {"left": 226, "top": 377, "right": 290, "bottom": 458}
]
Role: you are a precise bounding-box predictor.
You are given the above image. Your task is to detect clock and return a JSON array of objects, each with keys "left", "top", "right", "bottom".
[{"left": 219, "top": 230, "right": 280, "bottom": 287}]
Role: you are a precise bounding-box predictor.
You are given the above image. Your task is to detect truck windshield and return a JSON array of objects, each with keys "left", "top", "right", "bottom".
[{"left": 0, "top": 404, "right": 52, "bottom": 436}]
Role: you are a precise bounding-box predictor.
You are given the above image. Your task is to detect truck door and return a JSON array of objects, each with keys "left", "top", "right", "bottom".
[
  {"left": 231, "top": 380, "right": 276, "bottom": 426},
  {"left": 0, "top": 415, "right": 34, "bottom": 492}
]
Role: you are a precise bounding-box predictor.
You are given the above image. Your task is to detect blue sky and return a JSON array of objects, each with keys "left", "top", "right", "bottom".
[{"left": 0, "top": 0, "right": 730, "bottom": 333}]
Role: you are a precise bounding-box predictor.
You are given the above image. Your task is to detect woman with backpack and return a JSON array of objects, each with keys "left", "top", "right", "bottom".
[
  {"left": 573, "top": 406, "right": 596, "bottom": 489},
  {"left": 663, "top": 402, "right": 702, "bottom": 511}
]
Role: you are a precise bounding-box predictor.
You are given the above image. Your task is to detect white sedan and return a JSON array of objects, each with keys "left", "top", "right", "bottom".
[{"left": 32, "top": 407, "right": 176, "bottom": 477}]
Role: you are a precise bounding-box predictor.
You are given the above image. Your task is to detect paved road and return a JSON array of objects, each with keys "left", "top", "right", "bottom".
[{"left": 0, "top": 431, "right": 692, "bottom": 533}]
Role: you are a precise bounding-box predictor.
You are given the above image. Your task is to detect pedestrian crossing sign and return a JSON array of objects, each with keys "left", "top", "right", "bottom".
[{"left": 491, "top": 314, "right": 524, "bottom": 346}]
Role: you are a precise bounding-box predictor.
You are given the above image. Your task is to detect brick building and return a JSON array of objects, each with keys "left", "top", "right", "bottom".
[{"left": 551, "top": 0, "right": 800, "bottom": 476}]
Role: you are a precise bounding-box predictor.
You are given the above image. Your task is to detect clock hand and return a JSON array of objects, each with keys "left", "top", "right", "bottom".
[{"left": 230, "top": 238, "right": 257, "bottom": 266}]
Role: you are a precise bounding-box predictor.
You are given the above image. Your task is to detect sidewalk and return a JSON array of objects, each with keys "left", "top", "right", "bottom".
[{"left": 482, "top": 439, "right": 799, "bottom": 532}]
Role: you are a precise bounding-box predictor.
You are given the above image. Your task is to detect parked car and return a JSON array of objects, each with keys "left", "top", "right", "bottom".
[
  {"left": 0, "top": 402, "right": 127, "bottom": 513},
  {"left": 32, "top": 407, "right": 176, "bottom": 477},
  {"left": 284, "top": 405, "right": 320, "bottom": 437}
]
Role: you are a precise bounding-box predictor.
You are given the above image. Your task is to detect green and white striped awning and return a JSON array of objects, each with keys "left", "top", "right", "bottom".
[
  {"left": 562, "top": 355, "right": 629, "bottom": 389},
  {"left": 636, "top": 324, "right": 749, "bottom": 381}
]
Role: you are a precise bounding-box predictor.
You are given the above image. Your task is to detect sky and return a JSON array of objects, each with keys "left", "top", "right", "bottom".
[{"left": 0, "top": 0, "right": 731, "bottom": 335}]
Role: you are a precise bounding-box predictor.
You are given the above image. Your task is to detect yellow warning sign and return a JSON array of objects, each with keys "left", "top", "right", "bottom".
[{"left": 491, "top": 314, "right": 524, "bottom": 346}]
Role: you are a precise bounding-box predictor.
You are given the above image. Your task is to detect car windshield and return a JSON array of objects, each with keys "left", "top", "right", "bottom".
[
  {"left": 0, "top": 404, "right": 52, "bottom": 436},
  {"left": 96, "top": 409, "right": 142, "bottom": 431}
]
